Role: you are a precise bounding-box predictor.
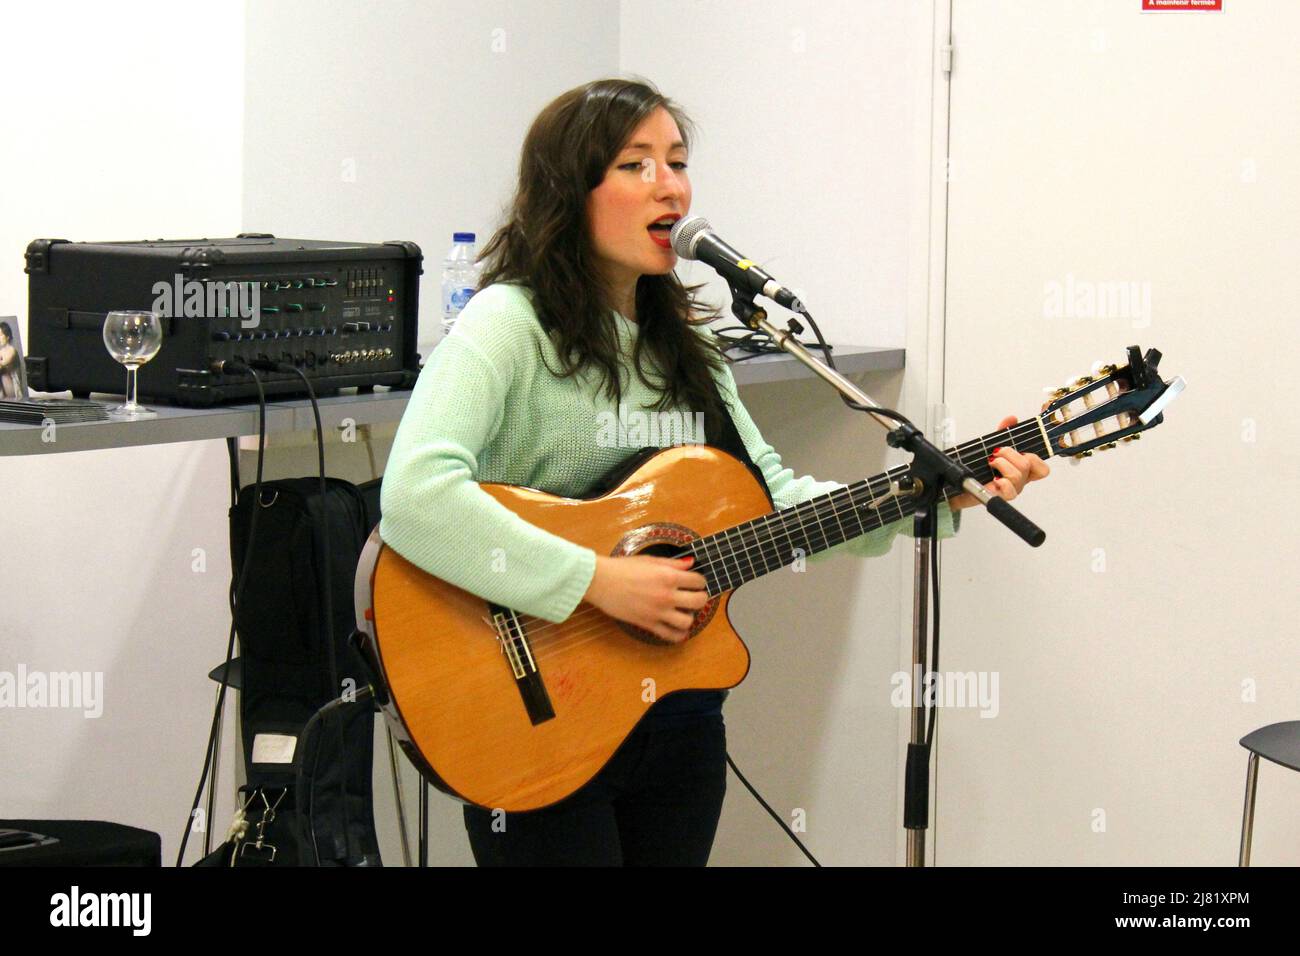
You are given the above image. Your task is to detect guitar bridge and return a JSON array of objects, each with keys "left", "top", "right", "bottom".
[{"left": 491, "top": 605, "right": 555, "bottom": 726}]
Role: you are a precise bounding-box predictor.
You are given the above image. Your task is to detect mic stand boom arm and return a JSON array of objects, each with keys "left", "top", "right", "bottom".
[
  {"left": 725, "top": 289, "right": 1044, "bottom": 541},
  {"left": 725, "top": 286, "right": 1044, "bottom": 867}
]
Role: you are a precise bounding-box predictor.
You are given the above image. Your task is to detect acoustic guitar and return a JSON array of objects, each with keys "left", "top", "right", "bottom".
[{"left": 354, "top": 346, "right": 1183, "bottom": 811}]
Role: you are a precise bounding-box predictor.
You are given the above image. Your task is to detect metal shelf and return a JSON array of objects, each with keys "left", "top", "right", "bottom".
[{"left": 0, "top": 345, "right": 904, "bottom": 457}]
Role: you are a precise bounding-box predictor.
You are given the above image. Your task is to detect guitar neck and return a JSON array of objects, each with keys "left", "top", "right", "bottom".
[{"left": 687, "top": 413, "right": 1054, "bottom": 594}]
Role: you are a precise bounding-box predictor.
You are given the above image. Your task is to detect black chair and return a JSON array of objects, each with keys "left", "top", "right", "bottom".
[{"left": 1238, "top": 720, "right": 1300, "bottom": 866}]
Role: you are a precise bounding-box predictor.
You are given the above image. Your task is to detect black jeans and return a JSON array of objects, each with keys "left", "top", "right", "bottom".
[{"left": 462, "top": 714, "right": 727, "bottom": 866}]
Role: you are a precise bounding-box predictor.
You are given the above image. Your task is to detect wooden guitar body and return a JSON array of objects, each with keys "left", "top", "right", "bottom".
[
  {"left": 355, "top": 345, "right": 1182, "bottom": 814},
  {"left": 358, "top": 445, "right": 769, "bottom": 812}
]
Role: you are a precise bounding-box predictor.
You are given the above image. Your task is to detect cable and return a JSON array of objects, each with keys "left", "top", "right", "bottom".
[
  {"left": 900, "top": 506, "right": 944, "bottom": 864},
  {"left": 180, "top": 358, "right": 358, "bottom": 865},
  {"left": 716, "top": 297, "right": 928, "bottom": 865},
  {"left": 176, "top": 367, "right": 268, "bottom": 866},
  {"left": 711, "top": 324, "right": 834, "bottom": 363},
  {"left": 779, "top": 300, "right": 950, "bottom": 844},
  {"left": 725, "top": 752, "right": 820, "bottom": 866},
  {"left": 929, "top": 512, "right": 942, "bottom": 862},
  {"left": 717, "top": 302, "right": 919, "bottom": 430},
  {"left": 800, "top": 306, "right": 919, "bottom": 425},
  {"left": 298, "top": 684, "right": 375, "bottom": 866},
  {"left": 798, "top": 303, "right": 946, "bottom": 752},
  {"left": 926, "top": 517, "right": 941, "bottom": 750},
  {"left": 276, "top": 363, "right": 354, "bottom": 867}
]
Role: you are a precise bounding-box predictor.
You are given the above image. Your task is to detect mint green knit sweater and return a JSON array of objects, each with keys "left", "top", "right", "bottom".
[{"left": 379, "top": 283, "right": 957, "bottom": 623}]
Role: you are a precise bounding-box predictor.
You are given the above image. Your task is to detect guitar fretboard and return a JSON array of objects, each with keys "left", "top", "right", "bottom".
[{"left": 686, "top": 415, "right": 1052, "bottom": 594}]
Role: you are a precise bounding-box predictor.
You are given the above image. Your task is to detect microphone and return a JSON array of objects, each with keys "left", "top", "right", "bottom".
[{"left": 669, "top": 215, "right": 805, "bottom": 313}]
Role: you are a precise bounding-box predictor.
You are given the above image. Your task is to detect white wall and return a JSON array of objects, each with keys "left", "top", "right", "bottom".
[
  {"left": 10, "top": 0, "right": 1273, "bottom": 870},
  {"left": 621, "top": 0, "right": 943, "bottom": 865},
  {"left": 0, "top": 0, "right": 622, "bottom": 867},
  {"left": 2, "top": 0, "right": 941, "bottom": 868},
  {"left": 939, "top": 0, "right": 1300, "bottom": 864},
  {"left": 243, "top": 0, "right": 622, "bottom": 358},
  {"left": 620, "top": 0, "right": 919, "bottom": 349},
  {"left": 241, "top": 0, "right": 622, "bottom": 866},
  {"left": 242, "top": 0, "right": 937, "bottom": 867},
  {"left": 0, "top": 0, "right": 246, "bottom": 863}
]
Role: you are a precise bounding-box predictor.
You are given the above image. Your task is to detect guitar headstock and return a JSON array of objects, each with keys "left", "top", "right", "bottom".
[{"left": 1040, "top": 346, "right": 1185, "bottom": 460}]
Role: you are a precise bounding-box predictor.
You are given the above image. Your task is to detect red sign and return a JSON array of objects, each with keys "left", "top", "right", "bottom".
[{"left": 1141, "top": 0, "right": 1222, "bottom": 10}]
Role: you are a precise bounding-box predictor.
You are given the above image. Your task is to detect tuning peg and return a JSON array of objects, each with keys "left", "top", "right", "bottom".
[
  {"left": 1079, "top": 450, "right": 1094, "bottom": 457},
  {"left": 1046, "top": 385, "right": 1070, "bottom": 398},
  {"left": 1075, "top": 376, "right": 1094, "bottom": 386},
  {"left": 1099, "top": 442, "right": 1118, "bottom": 451},
  {"left": 1122, "top": 433, "right": 1141, "bottom": 442}
]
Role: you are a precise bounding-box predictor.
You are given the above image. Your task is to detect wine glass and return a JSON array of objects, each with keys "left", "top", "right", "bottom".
[{"left": 102, "top": 310, "right": 163, "bottom": 419}]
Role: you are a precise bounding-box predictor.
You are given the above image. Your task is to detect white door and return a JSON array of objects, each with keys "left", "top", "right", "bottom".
[{"left": 937, "top": 0, "right": 1299, "bottom": 865}]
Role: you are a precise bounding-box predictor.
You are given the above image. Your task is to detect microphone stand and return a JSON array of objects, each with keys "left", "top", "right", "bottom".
[{"left": 723, "top": 284, "right": 1044, "bottom": 867}]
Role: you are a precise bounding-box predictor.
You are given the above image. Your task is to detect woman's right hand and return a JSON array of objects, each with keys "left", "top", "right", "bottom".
[{"left": 583, "top": 554, "right": 710, "bottom": 644}]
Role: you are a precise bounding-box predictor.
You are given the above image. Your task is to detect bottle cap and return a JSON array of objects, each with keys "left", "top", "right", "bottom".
[{"left": 453, "top": 232, "right": 476, "bottom": 243}]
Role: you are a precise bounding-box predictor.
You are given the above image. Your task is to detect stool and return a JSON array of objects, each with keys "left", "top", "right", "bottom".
[{"left": 1238, "top": 720, "right": 1300, "bottom": 866}]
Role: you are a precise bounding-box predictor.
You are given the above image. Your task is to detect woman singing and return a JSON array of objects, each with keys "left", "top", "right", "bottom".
[{"left": 379, "top": 78, "right": 1048, "bottom": 866}]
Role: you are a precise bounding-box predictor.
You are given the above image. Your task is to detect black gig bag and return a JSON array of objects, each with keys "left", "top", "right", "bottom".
[{"left": 213, "top": 476, "right": 384, "bottom": 866}]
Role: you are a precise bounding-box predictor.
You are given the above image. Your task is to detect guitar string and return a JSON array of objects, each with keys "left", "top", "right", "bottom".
[
  {"left": 520, "top": 475, "right": 963, "bottom": 661},
  {"left": 499, "top": 481, "right": 1052, "bottom": 661},
  {"left": 523, "top": 465, "right": 970, "bottom": 663},
  {"left": 498, "top": 408, "right": 1134, "bottom": 667},
  {"left": 503, "top": 420, "right": 1053, "bottom": 657},
  {"left": 518, "top": 457, "right": 1024, "bottom": 664},
  {"left": 507, "top": 419, "right": 1048, "bottom": 650}
]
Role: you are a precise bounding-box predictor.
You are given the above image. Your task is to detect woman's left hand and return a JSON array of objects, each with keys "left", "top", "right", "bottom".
[{"left": 948, "top": 416, "right": 1051, "bottom": 512}]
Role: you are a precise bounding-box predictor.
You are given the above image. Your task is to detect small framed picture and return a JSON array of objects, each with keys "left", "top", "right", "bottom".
[{"left": 0, "top": 316, "right": 29, "bottom": 400}]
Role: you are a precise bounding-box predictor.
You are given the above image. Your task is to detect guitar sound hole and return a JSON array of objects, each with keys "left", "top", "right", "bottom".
[
  {"left": 637, "top": 543, "right": 682, "bottom": 560},
  {"left": 611, "top": 524, "right": 720, "bottom": 647}
]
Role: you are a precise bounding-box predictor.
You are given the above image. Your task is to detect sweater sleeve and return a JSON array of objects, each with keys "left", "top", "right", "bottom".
[
  {"left": 378, "top": 287, "right": 596, "bottom": 622},
  {"left": 712, "top": 358, "right": 960, "bottom": 562}
]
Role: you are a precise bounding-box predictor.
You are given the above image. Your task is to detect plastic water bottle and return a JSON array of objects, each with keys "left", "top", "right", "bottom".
[{"left": 440, "top": 232, "right": 481, "bottom": 336}]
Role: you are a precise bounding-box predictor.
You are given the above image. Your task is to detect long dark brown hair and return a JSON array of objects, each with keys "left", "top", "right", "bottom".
[{"left": 478, "top": 78, "right": 728, "bottom": 419}]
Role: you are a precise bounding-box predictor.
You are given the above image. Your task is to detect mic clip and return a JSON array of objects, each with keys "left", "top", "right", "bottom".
[{"left": 727, "top": 282, "right": 768, "bottom": 331}]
